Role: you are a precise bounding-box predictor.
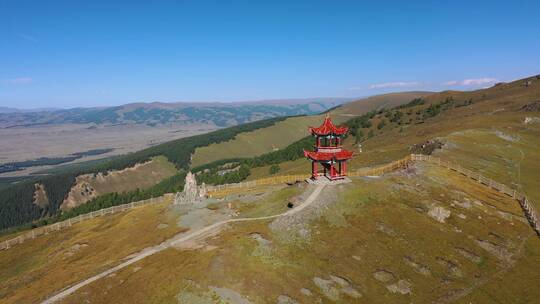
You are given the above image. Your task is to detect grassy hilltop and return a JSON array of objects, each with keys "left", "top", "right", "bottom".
[{"left": 1, "top": 75, "right": 539, "bottom": 303}]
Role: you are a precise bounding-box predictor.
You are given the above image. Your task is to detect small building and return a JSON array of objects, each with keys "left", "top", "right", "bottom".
[{"left": 304, "top": 115, "right": 353, "bottom": 180}]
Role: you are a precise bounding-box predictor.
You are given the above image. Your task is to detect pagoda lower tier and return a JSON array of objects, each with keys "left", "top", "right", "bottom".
[{"left": 304, "top": 149, "right": 353, "bottom": 180}]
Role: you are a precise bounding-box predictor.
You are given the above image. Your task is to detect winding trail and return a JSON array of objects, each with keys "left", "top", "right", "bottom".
[{"left": 42, "top": 184, "right": 325, "bottom": 304}]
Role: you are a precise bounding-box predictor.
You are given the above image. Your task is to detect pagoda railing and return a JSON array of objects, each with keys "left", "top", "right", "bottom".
[{"left": 315, "top": 146, "right": 343, "bottom": 153}]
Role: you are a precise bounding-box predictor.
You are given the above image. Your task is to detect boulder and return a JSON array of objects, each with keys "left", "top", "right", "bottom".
[{"left": 428, "top": 206, "right": 451, "bottom": 223}]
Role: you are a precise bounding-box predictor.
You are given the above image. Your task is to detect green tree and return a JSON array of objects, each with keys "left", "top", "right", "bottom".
[
  {"left": 423, "top": 103, "right": 441, "bottom": 118},
  {"left": 269, "top": 164, "right": 280, "bottom": 175},
  {"left": 355, "top": 130, "right": 364, "bottom": 143}
]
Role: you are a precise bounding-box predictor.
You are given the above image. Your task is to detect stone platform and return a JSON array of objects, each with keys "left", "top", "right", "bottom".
[{"left": 305, "top": 176, "right": 352, "bottom": 185}]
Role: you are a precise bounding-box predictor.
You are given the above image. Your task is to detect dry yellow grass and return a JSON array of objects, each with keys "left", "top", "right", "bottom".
[
  {"left": 57, "top": 164, "right": 539, "bottom": 303},
  {"left": 0, "top": 197, "right": 184, "bottom": 304}
]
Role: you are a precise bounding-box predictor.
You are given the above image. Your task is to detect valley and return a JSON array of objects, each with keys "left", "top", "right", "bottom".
[{"left": 0, "top": 98, "right": 346, "bottom": 180}]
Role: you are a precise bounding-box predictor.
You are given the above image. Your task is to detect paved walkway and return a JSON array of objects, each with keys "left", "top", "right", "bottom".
[{"left": 42, "top": 185, "right": 325, "bottom": 304}]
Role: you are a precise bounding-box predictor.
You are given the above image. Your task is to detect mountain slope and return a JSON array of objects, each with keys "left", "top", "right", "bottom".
[
  {"left": 246, "top": 76, "right": 540, "bottom": 187},
  {"left": 191, "top": 91, "right": 429, "bottom": 167},
  {"left": 333, "top": 91, "right": 432, "bottom": 116}
]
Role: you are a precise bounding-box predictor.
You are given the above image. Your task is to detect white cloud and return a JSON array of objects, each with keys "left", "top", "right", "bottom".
[
  {"left": 4, "top": 77, "right": 33, "bottom": 85},
  {"left": 462, "top": 78, "right": 499, "bottom": 85},
  {"left": 348, "top": 81, "right": 421, "bottom": 91},
  {"left": 442, "top": 78, "right": 499, "bottom": 86},
  {"left": 368, "top": 81, "right": 420, "bottom": 89}
]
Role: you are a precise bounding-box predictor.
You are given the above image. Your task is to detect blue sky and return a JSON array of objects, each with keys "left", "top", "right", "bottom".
[{"left": 1, "top": 0, "right": 539, "bottom": 109}]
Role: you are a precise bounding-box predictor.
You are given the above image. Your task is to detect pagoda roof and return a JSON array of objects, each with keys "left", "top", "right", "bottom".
[
  {"left": 303, "top": 149, "right": 353, "bottom": 161},
  {"left": 309, "top": 115, "right": 348, "bottom": 135}
]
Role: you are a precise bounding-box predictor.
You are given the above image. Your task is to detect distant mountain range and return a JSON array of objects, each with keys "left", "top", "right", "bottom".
[
  {"left": 0, "top": 98, "right": 354, "bottom": 128},
  {"left": 0, "top": 107, "right": 60, "bottom": 114}
]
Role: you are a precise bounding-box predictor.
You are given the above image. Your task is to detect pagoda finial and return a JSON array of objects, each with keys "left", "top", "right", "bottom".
[{"left": 325, "top": 113, "right": 330, "bottom": 119}]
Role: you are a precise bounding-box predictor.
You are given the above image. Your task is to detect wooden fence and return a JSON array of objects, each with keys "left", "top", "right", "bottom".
[
  {"left": 411, "top": 154, "right": 540, "bottom": 237},
  {"left": 0, "top": 194, "right": 172, "bottom": 251},
  {"left": 206, "top": 155, "right": 414, "bottom": 197},
  {"left": 350, "top": 154, "right": 413, "bottom": 177},
  {"left": 4, "top": 152, "right": 536, "bottom": 251}
]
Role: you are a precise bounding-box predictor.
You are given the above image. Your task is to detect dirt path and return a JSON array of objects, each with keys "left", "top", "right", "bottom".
[{"left": 41, "top": 184, "right": 325, "bottom": 304}]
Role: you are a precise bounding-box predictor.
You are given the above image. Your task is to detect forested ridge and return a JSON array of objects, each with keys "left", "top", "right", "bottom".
[
  {"left": 0, "top": 116, "right": 289, "bottom": 230},
  {"left": 4, "top": 134, "right": 315, "bottom": 232},
  {"left": 0, "top": 91, "right": 476, "bottom": 233},
  {"left": 192, "top": 135, "right": 314, "bottom": 185}
]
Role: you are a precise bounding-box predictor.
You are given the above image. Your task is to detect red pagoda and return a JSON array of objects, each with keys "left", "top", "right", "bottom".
[{"left": 304, "top": 115, "right": 353, "bottom": 180}]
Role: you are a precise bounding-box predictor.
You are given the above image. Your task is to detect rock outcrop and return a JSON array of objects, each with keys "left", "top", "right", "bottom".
[{"left": 174, "top": 172, "right": 207, "bottom": 205}]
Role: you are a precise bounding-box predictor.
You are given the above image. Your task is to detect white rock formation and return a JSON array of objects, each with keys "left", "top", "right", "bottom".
[
  {"left": 199, "top": 182, "right": 207, "bottom": 198},
  {"left": 174, "top": 172, "right": 207, "bottom": 205}
]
